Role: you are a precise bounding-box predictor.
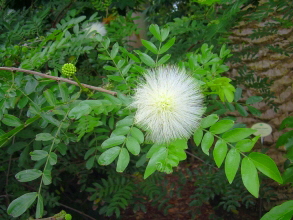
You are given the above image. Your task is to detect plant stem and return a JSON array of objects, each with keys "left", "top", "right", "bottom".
[{"left": 0, "top": 67, "right": 117, "bottom": 96}]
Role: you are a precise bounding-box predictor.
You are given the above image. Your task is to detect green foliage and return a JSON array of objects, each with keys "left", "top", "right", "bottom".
[{"left": 0, "top": 0, "right": 287, "bottom": 219}]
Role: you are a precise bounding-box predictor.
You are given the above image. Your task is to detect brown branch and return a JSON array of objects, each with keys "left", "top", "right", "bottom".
[
  {"left": 59, "top": 203, "right": 96, "bottom": 220},
  {"left": 0, "top": 67, "right": 117, "bottom": 96}
]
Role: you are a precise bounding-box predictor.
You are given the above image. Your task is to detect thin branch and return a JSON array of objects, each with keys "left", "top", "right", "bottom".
[
  {"left": 185, "top": 150, "right": 218, "bottom": 170},
  {"left": 0, "top": 67, "right": 117, "bottom": 96},
  {"left": 59, "top": 203, "right": 96, "bottom": 220}
]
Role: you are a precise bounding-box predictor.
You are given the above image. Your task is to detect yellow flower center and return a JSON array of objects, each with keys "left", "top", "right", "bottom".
[{"left": 154, "top": 94, "right": 173, "bottom": 111}]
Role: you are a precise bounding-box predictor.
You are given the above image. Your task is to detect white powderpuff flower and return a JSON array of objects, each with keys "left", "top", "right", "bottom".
[
  {"left": 86, "top": 22, "right": 107, "bottom": 37},
  {"left": 131, "top": 66, "right": 204, "bottom": 144}
]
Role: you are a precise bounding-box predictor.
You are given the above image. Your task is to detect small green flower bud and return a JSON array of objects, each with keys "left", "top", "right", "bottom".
[{"left": 62, "top": 63, "right": 76, "bottom": 77}]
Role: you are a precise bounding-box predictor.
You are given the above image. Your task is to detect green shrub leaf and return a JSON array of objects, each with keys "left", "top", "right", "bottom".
[
  {"left": 210, "top": 119, "right": 234, "bottom": 134},
  {"left": 149, "top": 24, "right": 162, "bottom": 41},
  {"left": 249, "top": 152, "right": 283, "bottom": 184},
  {"left": 144, "top": 147, "right": 167, "bottom": 179},
  {"left": 126, "top": 136, "right": 140, "bottom": 155},
  {"left": 98, "top": 146, "right": 120, "bottom": 165},
  {"left": 158, "top": 37, "right": 175, "bottom": 54},
  {"left": 2, "top": 114, "right": 22, "bottom": 127},
  {"left": 116, "top": 148, "right": 130, "bottom": 172},
  {"left": 213, "top": 140, "right": 228, "bottom": 168},
  {"left": 201, "top": 114, "right": 219, "bottom": 128},
  {"left": 225, "top": 148, "right": 240, "bottom": 183},
  {"left": 35, "top": 133, "right": 54, "bottom": 141},
  {"left": 101, "top": 136, "right": 126, "bottom": 149},
  {"left": 261, "top": 200, "right": 293, "bottom": 220},
  {"left": 138, "top": 53, "right": 156, "bottom": 67},
  {"left": 241, "top": 157, "right": 259, "bottom": 198},
  {"left": 141, "top": 39, "right": 158, "bottom": 54},
  {"left": 7, "top": 192, "right": 38, "bottom": 217},
  {"left": 30, "top": 150, "right": 48, "bottom": 161},
  {"left": 201, "top": 131, "right": 214, "bottom": 155},
  {"left": 130, "top": 127, "right": 144, "bottom": 144},
  {"left": 43, "top": 170, "right": 52, "bottom": 185},
  {"left": 36, "top": 194, "right": 44, "bottom": 219},
  {"left": 222, "top": 128, "right": 256, "bottom": 142},
  {"left": 246, "top": 96, "right": 263, "bottom": 104},
  {"left": 15, "top": 169, "right": 42, "bottom": 182},
  {"left": 193, "top": 129, "right": 203, "bottom": 146}
]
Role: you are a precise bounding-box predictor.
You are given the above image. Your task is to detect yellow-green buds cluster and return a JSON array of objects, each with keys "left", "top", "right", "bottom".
[{"left": 62, "top": 63, "right": 76, "bottom": 77}]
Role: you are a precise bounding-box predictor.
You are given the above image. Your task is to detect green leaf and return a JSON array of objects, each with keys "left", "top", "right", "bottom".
[
  {"left": 7, "top": 142, "right": 27, "bottom": 155},
  {"left": 101, "top": 136, "right": 126, "bottom": 149},
  {"left": 234, "top": 87, "right": 242, "bottom": 102},
  {"left": 241, "top": 157, "right": 259, "bottom": 198},
  {"left": 193, "top": 129, "right": 203, "bottom": 146},
  {"left": 98, "top": 54, "right": 111, "bottom": 60},
  {"left": 282, "top": 167, "right": 293, "bottom": 184},
  {"left": 84, "top": 147, "right": 96, "bottom": 160},
  {"left": 141, "top": 39, "right": 158, "bottom": 54},
  {"left": 112, "top": 126, "right": 130, "bottom": 136},
  {"left": 144, "top": 147, "right": 167, "bottom": 179},
  {"left": 57, "top": 143, "right": 67, "bottom": 156},
  {"left": 247, "top": 105, "right": 261, "bottom": 116},
  {"left": 44, "top": 89, "right": 57, "bottom": 106},
  {"left": 49, "top": 152, "right": 57, "bottom": 165},
  {"left": 226, "top": 102, "right": 235, "bottom": 111},
  {"left": 201, "top": 114, "right": 219, "bottom": 128},
  {"left": 15, "top": 169, "right": 42, "bottom": 182},
  {"left": 128, "top": 53, "right": 140, "bottom": 63},
  {"left": 2, "top": 114, "right": 22, "bottom": 127},
  {"left": 25, "top": 78, "right": 38, "bottom": 95},
  {"left": 126, "top": 136, "right": 140, "bottom": 155},
  {"left": 35, "top": 194, "right": 44, "bottom": 218},
  {"left": 261, "top": 200, "right": 293, "bottom": 220},
  {"left": 7, "top": 192, "right": 37, "bottom": 217},
  {"left": 235, "top": 103, "right": 248, "bottom": 116},
  {"left": 68, "top": 103, "right": 92, "bottom": 120},
  {"left": 98, "top": 146, "right": 120, "bottom": 165},
  {"left": 160, "top": 27, "right": 170, "bottom": 41},
  {"left": 222, "top": 128, "right": 256, "bottom": 142},
  {"left": 116, "top": 116, "right": 134, "bottom": 127},
  {"left": 59, "top": 82, "right": 69, "bottom": 102},
  {"left": 138, "top": 53, "right": 156, "bottom": 67},
  {"left": 116, "top": 148, "right": 130, "bottom": 172},
  {"left": 86, "top": 156, "right": 95, "bottom": 169},
  {"left": 101, "top": 37, "right": 110, "bottom": 49},
  {"left": 213, "top": 140, "right": 228, "bottom": 168},
  {"left": 157, "top": 54, "right": 171, "bottom": 65},
  {"left": 42, "top": 170, "right": 51, "bottom": 185},
  {"left": 235, "top": 139, "right": 254, "bottom": 152},
  {"left": 201, "top": 131, "right": 214, "bottom": 155},
  {"left": 122, "top": 64, "right": 131, "bottom": 75},
  {"left": 170, "top": 139, "right": 188, "bottom": 149},
  {"left": 30, "top": 150, "right": 48, "bottom": 161},
  {"left": 279, "top": 116, "right": 293, "bottom": 130},
  {"left": 249, "top": 152, "right": 283, "bottom": 184},
  {"left": 223, "top": 88, "right": 234, "bottom": 102},
  {"left": 158, "top": 37, "right": 175, "bottom": 54},
  {"left": 149, "top": 24, "right": 162, "bottom": 41},
  {"left": 146, "top": 144, "right": 162, "bottom": 158},
  {"left": 210, "top": 120, "right": 234, "bottom": 134},
  {"left": 18, "top": 96, "right": 28, "bottom": 109},
  {"left": 110, "top": 42, "right": 119, "bottom": 59},
  {"left": 35, "top": 133, "right": 54, "bottom": 141},
  {"left": 104, "top": 65, "right": 118, "bottom": 71},
  {"left": 107, "top": 75, "right": 123, "bottom": 82},
  {"left": 225, "top": 148, "right": 240, "bottom": 183},
  {"left": 130, "top": 127, "right": 144, "bottom": 144},
  {"left": 246, "top": 96, "right": 263, "bottom": 105}
]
